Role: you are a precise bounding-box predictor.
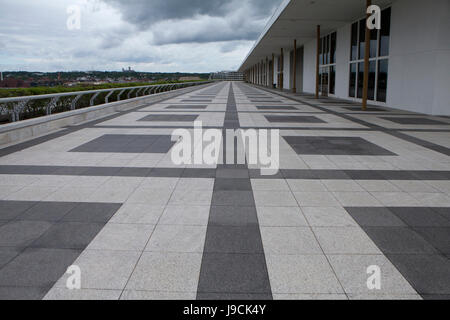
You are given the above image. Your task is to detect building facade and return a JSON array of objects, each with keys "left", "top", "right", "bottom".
[{"left": 239, "top": 0, "right": 450, "bottom": 115}]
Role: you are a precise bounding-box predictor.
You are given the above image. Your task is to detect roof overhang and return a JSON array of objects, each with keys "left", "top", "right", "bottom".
[{"left": 238, "top": 0, "right": 394, "bottom": 72}]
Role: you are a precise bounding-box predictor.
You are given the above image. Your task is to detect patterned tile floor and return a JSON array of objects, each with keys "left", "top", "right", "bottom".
[{"left": 0, "top": 82, "right": 449, "bottom": 300}]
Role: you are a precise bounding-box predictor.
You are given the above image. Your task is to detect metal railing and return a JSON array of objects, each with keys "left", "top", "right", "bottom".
[{"left": 0, "top": 81, "right": 213, "bottom": 123}]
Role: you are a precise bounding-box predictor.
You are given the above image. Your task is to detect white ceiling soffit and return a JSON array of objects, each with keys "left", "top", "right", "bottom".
[{"left": 238, "top": 0, "right": 394, "bottom": 72}]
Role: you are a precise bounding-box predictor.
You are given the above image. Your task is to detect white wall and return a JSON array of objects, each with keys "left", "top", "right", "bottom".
[
  {"left": 298, "top": 0, "right": 449, "bottom": 115},
  {"left": 334, "top": 24, "right": 351, "bottom": 98},
  {"left": 303, "top": 39, "right": 316, "bottom": 93},
  {"left": 388, "top": 0, "right": 450, "bottom": 115},
  {"left": 283, "top": 49, "right": 291, "bottom": 90}
]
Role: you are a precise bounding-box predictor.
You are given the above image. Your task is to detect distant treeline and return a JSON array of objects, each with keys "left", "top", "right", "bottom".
[{"left": 0, "top": 80, "right": 207, "bottom": 98}]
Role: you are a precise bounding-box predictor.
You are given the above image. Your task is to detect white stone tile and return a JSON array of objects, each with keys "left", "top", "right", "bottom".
[
  {"left": 120, "top": 290, "right": 196, "bottom": 300},
  {"left": 54, "top": 250, "right": 141, "bottom": 290},
  {"left": 159, "top": 205, "right": 210, "bottom": 225},
  {"left": 87, "top": 224, "right": 155, "bottom": 251},
  {"left": 313, "top": 227, "right": 381, "bottom": 254},
  {"left": 251, "top": 179, "right": 290, "bottom": 191},
  {"left": 44, "top": 288, "right": 121, "bottom": 300},
  {"left": 260, "top": 227, "right": 322, "bottom": 254},
  {"left": 333, "top": 192, "right": 381, "bottom": 207},
  {"left": 110, "top": 204, "right": 164, "bottom": 224},
  {"left": 287, "top": 179, "right": 328, "bottom": 192},
  {"left": 265, "top": 254, "right": 344, "bottom": 294},
  {"left": 256, "top": 207, "right": 308, "bottom": 226},
  {"left": 253, "top": 191, "right": 298, "bottom": 207},
  {"left": 302, "top": 207, "right": 358, "bottom": 227},
  {"left": 145, "top": 225, "right": 206, "bottom": 253},
  {"left": 125, "top": 252, "right": 203, "bottom": 292},
  {"left": 322, "top": 180, "right": 364, "bottom": 192},
  {"left": 293, "top": 192, "right": 340, "bottom": 207}
]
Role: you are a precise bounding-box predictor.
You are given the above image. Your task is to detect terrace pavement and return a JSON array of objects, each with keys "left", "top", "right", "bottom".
[{"left": 0, "top": 81, "right": 449, "bottom": 300}]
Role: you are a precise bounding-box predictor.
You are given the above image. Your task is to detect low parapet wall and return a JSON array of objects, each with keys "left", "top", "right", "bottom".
[{"left": 0, "top": 83, "right": 213, "bottom": 146}]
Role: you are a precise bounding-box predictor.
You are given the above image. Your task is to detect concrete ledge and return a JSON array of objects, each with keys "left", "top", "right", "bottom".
[{"left": 0, "top": 83, "right": 212, "bottom": 146}]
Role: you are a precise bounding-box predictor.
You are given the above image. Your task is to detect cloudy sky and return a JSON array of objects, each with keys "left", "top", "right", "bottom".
[{"left": 0, "top": 0, "right": 283, "bottom": 73}]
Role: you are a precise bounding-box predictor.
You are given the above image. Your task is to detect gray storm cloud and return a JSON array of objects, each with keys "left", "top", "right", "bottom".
[{"left": 101, "top": 0, "right": 282, "bottom": 44}]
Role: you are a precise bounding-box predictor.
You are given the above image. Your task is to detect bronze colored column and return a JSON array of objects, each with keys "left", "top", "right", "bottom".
[
  {"left": 315, "top": 25, "right": 320, "bottom": 99},
  {"left": 362, "top": 0, "right": 372, "bottom": 111},
  {"left": 293, "top": 39, "right": 297, "bottom": 93}
]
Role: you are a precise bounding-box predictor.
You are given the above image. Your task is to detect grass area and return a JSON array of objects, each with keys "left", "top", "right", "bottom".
[{"left": 0, "top": 80, "right": 207, "bottom": 98}]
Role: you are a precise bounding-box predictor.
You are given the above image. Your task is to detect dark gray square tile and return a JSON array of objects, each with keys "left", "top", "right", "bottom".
[
  {"left": 388, "top": 207, "right": 450, "bottom": 227},
  {"left": 386, "top": 254, "right": 450, "bottom": 295},
  {"left": 381, "top": 117, "right": 447, "bottom": 125},
  {"left": 412, "top": 228, "right": 450, "bottom": 255},
  {"left": 0, "top": 201, "right": 38, "bottom": 220},
  {"left": 363, "top": 227, "right": 438, "bottom": 254},
  {"left": 212, "top": 191, "right": 255, "bottom": 206},
  {"left": 265, "top": 115, "right": 326, "bottom": 123},
  {"left": 0, "top": 247, "right": 21, "bottom": 269},
  {"left": 31, "top": 222, "right": 105, "bottom": 249},
  {"left": 208, "top": 206, "right": 258, "bottom": 227},
  {"left": 165, "top": 105, "right": 207, "bottom": 110},
  {"left": 251, "top": 100, "right": 282, "bottom": 103},
  {"left": 0, "top": 221, "right": 53, "bottom": 247},
  {"left": 0, "top": 248, "right": 81, "bottom": 288},
  {"left": 203, "top": 226, "right": 263, "bottom": 254},
  {"left": 284, "top": 137, "right": 396, "bottom": 156},
  {"left": 138, "top": 114, "right": 199, "bottom": 122},
  {"left": 345, "top": 207, "right": 406, "bottom": 227},
  {"left": 344, "top": 106, "right": 386, "bottom": 112},
  {"left": 70, "top": 134, "right": 175, "bottom": 154},
  {"left": 256, "top": 106, "right": 298, "bottom": 111},
  {"left": 148, "top": 168, "right": 185, "bottom": 177},
  {"left": 214, "top": 178, "right": 252, "bottom": 191},
  {"left": 82, "top": 167, "right": 122, "bottom": 177},
  {"left": 62, "top": 203, "right": 121, "bottom": 223},
  {"left": 432, "top": 208, "right": 450, "bottom": 221},
  {"left": 215, "top": 168, "right": 249, "bottom": 179},
  {"left": 182, "top": 168, "right": 216, "bottom": 178},
  {"left": 181, "top": 100, "right": 212, "bottom": 103},
  {"left": 17, "top": 201, "right": 79, "bottom": 222},
  {"left": 0, "top": 286, "right": 49, "bottom": 300},
  {"left": 197, "top": 293, "right": 272, "bottom": 300},
  {"left": 197, "top": 253, "right": 271, "bottom": 294},
  {"left": 344, "top": 170, "right": 385, "bottom": 180},
  {"left": 116, "top": 167, "right": 152, "bottom": 177},
  {"left": 422, "top": 295, "right": 450, "bottom": 300}
]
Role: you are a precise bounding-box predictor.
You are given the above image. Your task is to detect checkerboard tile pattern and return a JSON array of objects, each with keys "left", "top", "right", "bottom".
[{"left": 0, "top": 81, "right": 449, "bottom": 300}]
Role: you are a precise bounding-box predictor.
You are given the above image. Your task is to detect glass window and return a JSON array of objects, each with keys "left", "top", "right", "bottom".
[
  {"left": 351, "top": 22, "right": 358, "bottom": 61},
  {"left": 357, "top": 62, "right": 364, "bottom": 98},
  {"left": 377, "top": 59, "right": 389, "bottom": 102},
  {"left": 358, "top": 18, "right": 366, "bottom": 59},
  {"left": 379, "top": 8, "right": 391, "bottom": 57},
  {"left": 349, "top": 63, "right": 357, "bottom": 97},
  {"left": 326, "top": 35, "right": 330, "bottom": 64},
  {"left": 370, "top": 28, "right": 378, "bottom": 58},
  {"left": 331, "top": 32, "right": 336, "bottom": 63},
  {"left": 368, "top": 60, "right": 376, "bottom": 100},
  {"left": 330, "top": 66, "right": 335, "bottom": 95}
]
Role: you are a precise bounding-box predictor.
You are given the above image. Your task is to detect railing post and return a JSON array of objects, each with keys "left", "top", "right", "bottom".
[
  {"left": 71, "top": 94, "right": 83, "bottom": 110},
  {"left": 46, "top": 96, "right": 60, "bottom": 115},
  {"left": 105, "top": 90, "right": 115, "bottom": 104},
  {"left": 90, "top": 92, "right": 101, "bottom": 106}
]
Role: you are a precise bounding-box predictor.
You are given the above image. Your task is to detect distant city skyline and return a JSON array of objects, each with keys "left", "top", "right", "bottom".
[{"left": 0, "top": 0, "right": 283, "bottom": 73}]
